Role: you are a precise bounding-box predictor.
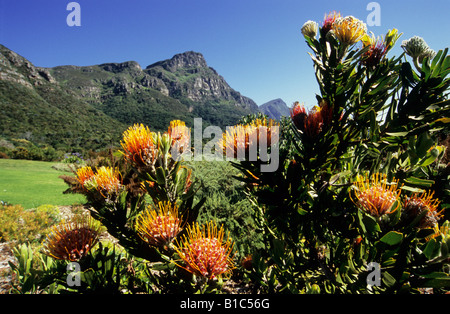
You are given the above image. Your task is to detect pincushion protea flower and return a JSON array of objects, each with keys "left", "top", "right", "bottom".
[
  {"left": 361, "top": 32, "right": 388, "bottom": 68},
  {"left": 290, "top": 101, "right": 333, "bottom": 138},
  {"left": 404, "top": 190, "right": 443, "bottom": 229},
  {"left": 167, "top": 120, "right": 191, "bottom": 156},
  {"left": 135, "top": 201, "right": 183, "bottom": 248},
  {"left": 77, "top": 166, "right": 122, "bottom": 197},
  {"left": 218, "top": 118, "right": 279, "bottom": 160},
  {"left": 174, "top": 221, "right": 235, "bottom": 280},
  {"left": 322, "top": 11, "right": 341, "bottom": 34},
  {"left": 76, "top": 166, "right": 95, "bottom": 186},
  {"left": 401, "top": 36, "right": 430, "bottom": 60},
  {"left": 301, "top": 20, "right": 319, "bottom": 39},
  {"left": 93, "top": 166, "right": 122, "bottom": 196},
  {"left": 332, "top": 16, "right": 367, "bottom": 46},
  {"left": 121, "top": 123, "right": 156, "bottom": 168},
  {"left": 42, "top": 216, "right": 102, "bottom": 261},
  {"left": 351, "top": 173, "right": 402, "bottom": 218}
]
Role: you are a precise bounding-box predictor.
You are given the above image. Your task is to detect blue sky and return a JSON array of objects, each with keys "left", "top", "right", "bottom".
[{"left": 0, "top": 0, "right": 449, "bottom": 108}]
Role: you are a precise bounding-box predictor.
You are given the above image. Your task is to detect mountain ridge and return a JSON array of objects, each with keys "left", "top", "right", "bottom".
[{"left": 0, "top": 45, "right": 263, "bottom": 155}]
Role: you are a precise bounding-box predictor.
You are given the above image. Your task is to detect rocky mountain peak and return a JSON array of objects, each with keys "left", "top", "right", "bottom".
[
  {"left": 258, "top": 98, "right": 290, "bottom": 120},
  {"left": 146, "top": 51, "right": 208, "bottom": 72}
]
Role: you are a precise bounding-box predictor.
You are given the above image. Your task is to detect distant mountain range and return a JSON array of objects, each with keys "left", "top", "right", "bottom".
[{"left": 0, "top": 44, "right": 289, "bottom": 152}]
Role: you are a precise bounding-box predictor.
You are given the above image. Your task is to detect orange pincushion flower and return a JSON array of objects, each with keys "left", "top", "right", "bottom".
[
  {"left": 404, "top": 191, "right": 443, "bottom": 229},
  {"left": 92, "top": 166, "right": 122, "bottom": 196},
  {"left": 42, "top": 216, "right": 102, "bottom": 261},
  {"left": 351, "top": 173, "right": 402, "bottom": 218},
  {"left": 76, "top": 166, "right": 95, "bottom": 187},
  {"left": 174, "top": 221, "right": 235, "bottom": 280},
  {"left": 219, "top": 118, "right": 279, "bottom": 160},
  {"left": 121, "top": 123, "right": 156, "bottom": 167},
  {"left": 135, "top": 201, "right": 183, "bottom": 248},
  {"left": 167, "top": 120, "right": 191, "bottom": 155},
  {"left": 77, "top": 166, "right": 122, "bottom": 197},
  {"left": 220, "top": 124, "right": 252, "bottom": 159}
]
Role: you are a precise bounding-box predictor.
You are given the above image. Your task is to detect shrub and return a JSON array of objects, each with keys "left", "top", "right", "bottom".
[
  {"left": 0, "top": 204, "right": 60, "bottom": 244},
  {"left": 227, "top": 13, "right": 450, "bottom": 293}
]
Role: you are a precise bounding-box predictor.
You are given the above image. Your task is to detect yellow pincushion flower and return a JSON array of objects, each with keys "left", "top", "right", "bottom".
[
  {"left": 332, "top": 16, "right": 367, "bottom": 46},
  {"left": 76, "top": 166, "right": 95, "bottom": 187},
  {"left": 76, "top": 166, "right": 122, "bottom": 197},
  {"left": 218, "top": 118, "right": 279, "bottom": 159},
  {"left": 92, "top": 166, "right": 122, "bottom": 196}
]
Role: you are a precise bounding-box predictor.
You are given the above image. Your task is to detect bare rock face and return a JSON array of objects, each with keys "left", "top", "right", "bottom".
[
  {"left": 0, "top": 45, "right": 57, "bottom": 87},
  {"left": 145, "top": 51, "right": 258, "bottom": 112},
  {"left": 148, "top": 51, "right": 208, "bottom": 72}
]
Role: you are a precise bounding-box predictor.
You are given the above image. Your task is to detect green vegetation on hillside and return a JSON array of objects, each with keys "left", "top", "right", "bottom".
[{"left": 0, "top": 79, "right": 125, "bottom": 154}]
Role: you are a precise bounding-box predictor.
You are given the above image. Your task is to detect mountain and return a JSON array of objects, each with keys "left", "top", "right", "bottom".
[
  {"left": 50, "top": 51, "right": 259, "bottom": 131},
  {"left": 0, "top": 45, "right": 260, "bottom": 155},
  {"left": 0, "top": 44, "right": 126, "bottom": 152},
  {"left": 258, "top": 98, "right": 290, "bottom": 120}
]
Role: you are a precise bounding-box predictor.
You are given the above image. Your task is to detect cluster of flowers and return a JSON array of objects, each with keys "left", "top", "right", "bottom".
[
  {"left": 301, "top": 11, "right": 404, "bottom": 68},
  {"left": 42, "top": 120, "right": 235, "bottom": 280},
  {"left": 351, "top": 172, "right": 444, "bottom": 232},
  {"left": 120, "top": 120, "right": 191, "bottom": 169}
]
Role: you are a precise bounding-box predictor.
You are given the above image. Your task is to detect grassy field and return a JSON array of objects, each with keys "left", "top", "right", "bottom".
[{"left": 0, "top": 159, "right": 85, "bottom": 209}]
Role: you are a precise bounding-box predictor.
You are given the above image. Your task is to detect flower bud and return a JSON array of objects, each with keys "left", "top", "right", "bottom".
[{"left": 301, "top": 20, "right": 318, "bottom": 39}]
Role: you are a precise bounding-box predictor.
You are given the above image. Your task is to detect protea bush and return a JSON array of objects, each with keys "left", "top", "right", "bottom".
[{"left": 9, "top": 10, "right": 450, "bottom": 294}]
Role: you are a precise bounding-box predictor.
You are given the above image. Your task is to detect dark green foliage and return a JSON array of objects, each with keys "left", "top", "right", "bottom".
[
  {"left": 230, "top": 20, "right": 450, "bottom": 293},
  {"left": 186, "top": 160, "right": 264, "bottom": 261}
]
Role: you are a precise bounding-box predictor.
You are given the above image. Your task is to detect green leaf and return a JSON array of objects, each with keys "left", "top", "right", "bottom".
[
  {"left": 385, "top": 131, "right": 409, "bottom": 137},
  {"left": 155, "top": 166, "right": 167, "bottom": 185},
  {"left": 417, "top": 154, "right": 438, "bottom": 167},
  {"left": 415, "top": 132, "right": 434, "bottom": 158},
  {"left": 420, "top": 272, "right": 450, "bottom": 288},
  {"left": 404, "top": 176, "right": 434, "bottom": 188},
  {"left": 358, "top": 210, "right": 381, "bottom": 234},
  {"left": 423, "top": 238, "right": 441, "bottom": 260},
  {"left": 382, "top": 271, "right": 396, "bottom": 288},
  {"left": 380, "top": 231, "right": 403, "bottom": 246}
]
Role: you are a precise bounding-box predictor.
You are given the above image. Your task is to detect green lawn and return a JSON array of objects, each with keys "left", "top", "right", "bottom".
[{"left": 0, "top": 159, "right": 85, "bottom": 209}]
